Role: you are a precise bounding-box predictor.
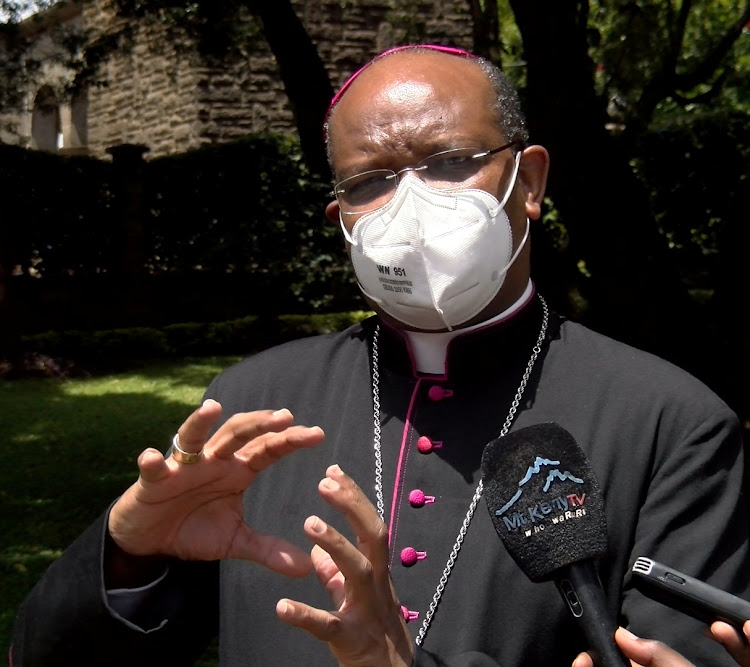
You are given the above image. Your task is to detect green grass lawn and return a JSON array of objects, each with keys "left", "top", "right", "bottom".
[{"left": 0, "top": 355, "right": 241, "bottom": 664}]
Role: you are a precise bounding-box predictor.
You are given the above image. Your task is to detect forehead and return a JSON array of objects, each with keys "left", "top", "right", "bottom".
[{"left": 328, "top": 52, "right": 502, "bottom": 169}]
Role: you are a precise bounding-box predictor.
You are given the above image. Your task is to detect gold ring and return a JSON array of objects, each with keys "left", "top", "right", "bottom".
[{"left": 170, "top": 434, "right": 203, "bottom": 464}]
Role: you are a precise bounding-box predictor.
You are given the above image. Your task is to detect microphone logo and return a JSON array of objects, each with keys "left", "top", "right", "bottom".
[
  {"left": 494, "top": 455, "right": 589, "bottom": 534},
  {"left": 481, "top": 422, "right": 609, "bottom": 582}
]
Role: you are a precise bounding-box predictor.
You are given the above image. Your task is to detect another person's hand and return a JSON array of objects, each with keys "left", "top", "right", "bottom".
[
  {"left": 107, "top": 400, "right": 324, "bottom": 579},
  {"left": 710, "top": 620, "right": 750, "bottom": 667},
  {"left": 276, "top": 464, "right": 414, "bottom": 667},
  {"left": 571, "top": 627, "right": 695, "bottom": 667}
]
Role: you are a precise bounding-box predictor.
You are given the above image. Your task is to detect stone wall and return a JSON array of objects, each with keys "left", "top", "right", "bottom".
[
  {"left": 77, "top": 0, "right": 474, "bottom": 158},
  {"left": 81, "top": 0, "right": 208, "bottom": 158}
]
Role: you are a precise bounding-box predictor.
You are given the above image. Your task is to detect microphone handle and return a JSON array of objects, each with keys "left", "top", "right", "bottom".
[{"left": 555, "top": 561, "right": 630, "bottom": 667}]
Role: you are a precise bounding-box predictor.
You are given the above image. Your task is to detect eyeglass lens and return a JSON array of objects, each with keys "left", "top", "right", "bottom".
[{"left": 335, "top": 145, "right": 514, "bottom": 214}]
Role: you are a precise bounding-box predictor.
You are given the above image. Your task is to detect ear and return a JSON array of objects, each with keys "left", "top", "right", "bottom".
[
  {"left": 518, "top": 145, "right": 550, "bottom": 221},
  {"left": 325, "top": 200, "right": 341, "bottom": 226}
]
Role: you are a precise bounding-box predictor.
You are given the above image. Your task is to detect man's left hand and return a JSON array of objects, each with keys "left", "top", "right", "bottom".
[{"left": 276, "top": 464, "right": 414, "bottom": 667}]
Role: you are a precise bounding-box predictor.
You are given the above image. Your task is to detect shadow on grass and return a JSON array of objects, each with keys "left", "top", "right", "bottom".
[{"left": 0, "top": 356, "right": 237, "bottom": 665}]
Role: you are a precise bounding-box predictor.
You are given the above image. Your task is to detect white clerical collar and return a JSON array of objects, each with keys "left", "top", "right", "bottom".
[{"left": 404, "top": 280, "right": 535, "bottom": 375}]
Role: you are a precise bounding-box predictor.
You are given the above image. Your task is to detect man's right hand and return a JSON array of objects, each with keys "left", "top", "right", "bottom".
[{"left": 107, "top": 400, "right": 324, "bottom": 582}]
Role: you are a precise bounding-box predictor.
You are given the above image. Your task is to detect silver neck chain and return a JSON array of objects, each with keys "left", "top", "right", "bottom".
[{"left": 370, "top": 295, "right": 549, "bottom": 647}]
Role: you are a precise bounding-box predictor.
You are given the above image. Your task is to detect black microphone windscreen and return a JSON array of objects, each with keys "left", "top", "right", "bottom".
[{"left": 482, "top": 422, "right": 609, "bottom": 583}]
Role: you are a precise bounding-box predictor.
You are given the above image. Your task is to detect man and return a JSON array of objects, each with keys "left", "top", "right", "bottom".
[{"left": 11, "top": 45, "right": 750, "bottom": 667}]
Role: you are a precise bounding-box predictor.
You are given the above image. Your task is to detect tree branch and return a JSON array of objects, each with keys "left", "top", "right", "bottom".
[
  {"left": 671, "top": 66, "right": 730, "bottom": 105},
  {"left": 667, "top": 0, "right": 693, "bottom": 68},
  {"left": 676, "top": 0, "right": 750, "bottom": 91}
]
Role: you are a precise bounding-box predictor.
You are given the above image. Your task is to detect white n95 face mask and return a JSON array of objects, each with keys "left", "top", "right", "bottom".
[{"left": 340, "top": 153, "right": 528, "bottom": 331}]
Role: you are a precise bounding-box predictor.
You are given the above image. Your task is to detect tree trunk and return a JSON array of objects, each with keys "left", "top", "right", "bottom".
[
  {"left": 247, "top": 0, "right": 334, "bottom": 179},
  {"left": 508, "top": 0, "right": 721, "bottom": 388},
  {"left": 468, "top": 0, "right": 501, "bottom": 61}
]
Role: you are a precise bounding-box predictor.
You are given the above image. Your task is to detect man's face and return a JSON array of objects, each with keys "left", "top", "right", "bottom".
[{"left": 325, "top": 51, "right": 547, "bottom": 330}]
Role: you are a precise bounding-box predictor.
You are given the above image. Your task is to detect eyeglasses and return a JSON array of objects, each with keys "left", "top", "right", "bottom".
[{"left": 332, "top": 141, "right": 520, "bottom": 215}]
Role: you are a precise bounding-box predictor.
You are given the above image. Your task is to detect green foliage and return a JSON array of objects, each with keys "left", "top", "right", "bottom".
[
  {"left": 630, "top": 109, "right": 750, "bottom": 283},
  {"left": 0, "top": 1, "right": 91, "bottom": 132},
  {"left": 112, "top": 0, "right": 262, "bottom": 62},
  {"left": 589, "top": 0, "right": 750, "bottom": 126},
  {"left": 278, "top": 310, "right": 372, "bottom": 337},
  {"left": 0, "top": 354, "right": 240, "bottom": 662},
  {"left": 18, "top": 310, "right": 373, "bottom": 373},
  {"left": 496, "top": 0, "right": 525, "bottom": 83},
  {"left": 1, "top": 133, "right": 358, "bottom": 337},
  {"left": 1, "top": 144, "right": 115, "bottom": 276},
  {"left": 145, "top": 133, "right": 353, "bottom": 311}
]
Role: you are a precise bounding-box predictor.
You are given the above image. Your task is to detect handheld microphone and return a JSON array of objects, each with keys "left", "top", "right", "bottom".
[
  {"left": 481, "top": 422, "right": 629, "bottom": 667},
  {"left": 632, "top": 557, "right": 750, "bottom": 628}
]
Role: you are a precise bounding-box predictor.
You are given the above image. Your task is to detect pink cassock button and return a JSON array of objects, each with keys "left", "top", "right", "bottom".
[
  {"left": 428, "top": 385, "right": 454, "bottom": 401},
  {"left": 400, "top": 605, "right": 420, "bottom": 622},
  {"left": 401, "top": 546, "right": 427, "bottom": 567},
  {"left": 409, "top": 489, "right": 436, "bottom": 507},
  {"left": 417, "top": 436, "right": 443, "bottom": 454}
]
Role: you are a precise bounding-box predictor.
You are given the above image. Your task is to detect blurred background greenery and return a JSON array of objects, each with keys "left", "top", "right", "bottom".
[{"left": 0, "top": 356, "right": 239, "bottom": 662}]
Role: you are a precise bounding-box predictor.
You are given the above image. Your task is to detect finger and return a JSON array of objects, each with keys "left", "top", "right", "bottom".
[
  {"left": 303, "top": 514, "right": 380, "bottom": 603},
  {"left": 614, "top": 627, "right": 689, "bottom": 666},
  {"left": 209, "top": 408, "right": 293, "bottom": 458},
  {"left": 571, "top": 653, "right": 594, "bottom": 667},
  {"left": 138, "top": 400, "right": 223, "bottom": 479},
  {"left": 710, "top": 621, "right": 750, "bottom": 666},
  {"left": 317, "top": 465, "right": 388, "bottom": 568},
  {"left": 234, "top": 424, "right": 326, "bottom": 471},
  {"left": 175, "top": 399, "right": 223, "bottom": 452},
  {"left": 137, "top": 447, "right": 171, "bottom": 483},
  {"left": 207, "top": 408, "right": 320, "bottom": 461},
  {"left": 311, "top": 544, "right": 346, "bottom": 605},
  {"left": 229, "top": 524, "right": 313, "bottom": 577},
  {"left": 276, "top": 597, "right": 341, "bottom": 642}
]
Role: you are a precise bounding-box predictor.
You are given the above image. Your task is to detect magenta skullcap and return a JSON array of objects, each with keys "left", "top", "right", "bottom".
[{"left": 324, "top": 44, "right": 477, "bottom": 129}]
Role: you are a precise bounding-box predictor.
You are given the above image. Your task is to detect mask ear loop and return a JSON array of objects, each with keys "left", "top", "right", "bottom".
[
  {"left": 497, "top": 149, "right": 522, "bottom": 211},
  {"left": 487, "top": 149, "right": 531, "bottom": 308},
  {"left": 496, "top": 149, "right": 529, "bottom": 274},
  {"left": 340, "top": 213, "right": 355, "bottom": 245}
]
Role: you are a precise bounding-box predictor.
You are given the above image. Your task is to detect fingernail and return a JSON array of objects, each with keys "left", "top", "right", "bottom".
[
  {"left": 321, "top": 477, "right": 340, "bottom": 492},
  {"left": 310, "top": 517, "right": 326, "bottom": 533},
  {"left": 202, "top": 399, "right": 217, "bottom": 408},
  {"left": 276, "top": 599, "right": 290, "bottom": 615},
  {"left": 273, "top": 408, "right": 291, "bottom": 418},
  {"left": 618, "top": 627, "right": 638, "bottom": 639}
]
